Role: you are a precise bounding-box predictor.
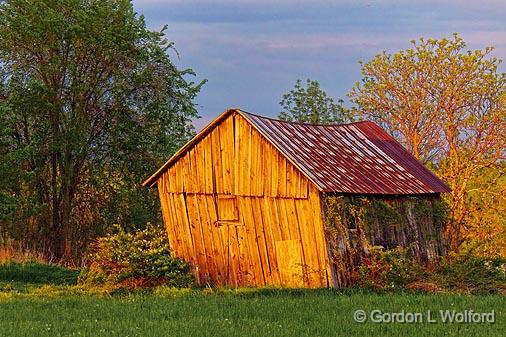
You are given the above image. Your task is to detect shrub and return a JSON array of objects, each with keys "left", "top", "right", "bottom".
[
  {"left": 356, "top": 249, "right": 506, "bottom": 293},
  {"left": 357, "top": 247, "right": 425, "bottom": 289},
  {"left": 434, "top": 254, "right": 506, "bottom": 294},
  {"left": 79, "top": 224, "right": 194, "bottom": 291}
]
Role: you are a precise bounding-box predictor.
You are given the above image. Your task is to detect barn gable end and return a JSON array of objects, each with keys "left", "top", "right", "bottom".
[
  {"left": 152, "top": 110, "right": 330, "bottom": 288},
  {"left": 157, "top": 111, "right": 311, "bottom": 198}
]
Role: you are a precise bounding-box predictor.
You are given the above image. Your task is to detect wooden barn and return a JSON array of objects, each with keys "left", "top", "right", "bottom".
[{"left": 143, "top": 109, "right": 450, "bottom": 288}]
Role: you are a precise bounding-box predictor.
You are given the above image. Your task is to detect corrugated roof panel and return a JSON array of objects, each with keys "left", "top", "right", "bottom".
[{"left": 241, "top": 110, "right": 450, "bottom": 194}]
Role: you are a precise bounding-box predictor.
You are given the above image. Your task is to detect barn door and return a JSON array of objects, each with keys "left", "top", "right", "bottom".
[
  {"left": 275, "top": 240, "right": 304, "bottom": 287},
  {"left": 215, "top": 195, "right": 242, "bottom": 287}
]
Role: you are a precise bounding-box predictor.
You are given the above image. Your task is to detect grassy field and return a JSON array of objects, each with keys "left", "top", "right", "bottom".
[
  {"left": 0, "top": 289, "right": 504, "bottom": 337},
  {"left": 0, "top": 262, "right": 504, "bottom": 336}
]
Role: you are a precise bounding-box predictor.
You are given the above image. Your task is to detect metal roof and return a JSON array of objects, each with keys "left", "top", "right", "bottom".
[
  {"left": 242, "top": 110, "right": 450, "bottom": 194},
  {"left": 143, "top": 109, "right": 450, "bottom": 194}
]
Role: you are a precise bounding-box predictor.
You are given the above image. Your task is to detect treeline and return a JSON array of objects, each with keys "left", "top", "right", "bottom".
[{"left": 0, "top": 0, "right": 504, "bottom": 264}]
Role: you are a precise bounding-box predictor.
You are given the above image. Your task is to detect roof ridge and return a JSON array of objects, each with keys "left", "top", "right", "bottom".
[{"left": 239, "top": 109, "right": 370, "bottom": 128}]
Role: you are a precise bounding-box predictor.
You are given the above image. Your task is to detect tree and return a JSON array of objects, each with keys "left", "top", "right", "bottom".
[
  {"left": 461, "top": 164, "right": 506, "bottom": 257},
  {"left": 0, "top": 0, "right": 204, "bottom": 261},
  {"left": 279, "top": 79, "right": 354, "bottom": 124},
  {"left": 348, "top": 34, "right": 506, "bottom": 252}
]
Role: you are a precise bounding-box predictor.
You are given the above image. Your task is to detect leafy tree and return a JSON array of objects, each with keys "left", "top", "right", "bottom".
[
  {"left": 0, "top": 98, "right": 20, "bottom": 234},
  {"left": 0, "top": 80, "right": 36, "bottom": 243},
  {"left": 0, "top": 0, "right": 204, "bottom": 261},
  {"left": 279, "top": 79, "right": 354, "bottom": 124},
  {"left": 348, "top": 34, "right": 506, "bottom": 252},
  {"left": 460, "top": 164, "right": 506, "bottom": 257}
]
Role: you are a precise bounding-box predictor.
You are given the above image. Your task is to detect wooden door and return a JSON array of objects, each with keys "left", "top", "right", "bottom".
[
  {"left": 275, "top": 239, "right": 304, "bottom": 287},
  {"left": 215, "top": 195, "right": 242, "bottom": 286}
]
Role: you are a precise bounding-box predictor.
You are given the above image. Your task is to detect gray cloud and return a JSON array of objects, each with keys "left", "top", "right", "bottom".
[{"left": 132, "top": 0, "right": 506, "bottom": 130}]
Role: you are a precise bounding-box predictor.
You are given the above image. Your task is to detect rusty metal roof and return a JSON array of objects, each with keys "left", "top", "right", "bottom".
[
  {"left": 143, "top": 108, "right": 450, "bottom": 194},
  {"left": 242, "top": 110, "right": 450, "bottom": 194}
]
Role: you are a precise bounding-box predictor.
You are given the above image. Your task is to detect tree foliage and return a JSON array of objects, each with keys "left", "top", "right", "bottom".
[
  {"left": 279, "top": 79, "right": 354, "bottom": 124},
  {"left": 349, "top": 34, "right": 506, "bottom": 252},
  {"left": 460, "top": 164, "right": 506, "bottom": 257},
  {"left": 0, "top": 0, "right": 204, "bottom": 261}
]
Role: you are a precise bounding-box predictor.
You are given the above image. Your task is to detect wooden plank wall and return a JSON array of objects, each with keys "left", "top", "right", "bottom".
[
  {"left": 163, "top": 114, "right": 309, "bottom": 198},
  {"left": 157, "top": 112, "right": 330, "bottom": 288}
]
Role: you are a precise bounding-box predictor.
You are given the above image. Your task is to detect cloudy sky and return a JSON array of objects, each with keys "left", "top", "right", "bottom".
[{"left": 131, "top": 0, "right": 506, "bottom": 130}]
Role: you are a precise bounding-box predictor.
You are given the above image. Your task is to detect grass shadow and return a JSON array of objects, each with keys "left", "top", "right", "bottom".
[{"left": 0, "top": 262, "right": 80, "bottom": 286}]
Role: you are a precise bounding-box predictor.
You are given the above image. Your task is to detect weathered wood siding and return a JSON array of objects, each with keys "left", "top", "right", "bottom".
[
  {"left": 157, "top": 112, "right": 330, "bottom": 287},
  {"left": 162, "top": 113, "right": 309, "bottom": 198},
  {"left": 322, "top": 194, "right": 447, "bottom": 287}
]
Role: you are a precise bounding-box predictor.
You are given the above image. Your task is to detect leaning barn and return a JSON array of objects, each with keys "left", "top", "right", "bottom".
[{"left": 143, "top": 109, "right": 450, "bottom": 288}]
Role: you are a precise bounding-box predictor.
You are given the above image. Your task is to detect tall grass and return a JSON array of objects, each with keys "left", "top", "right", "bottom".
[{"left": 0, "top": 245, "right": 47, "bottom": 264}]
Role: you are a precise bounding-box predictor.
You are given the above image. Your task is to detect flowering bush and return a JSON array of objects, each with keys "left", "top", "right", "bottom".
[
  {"left": 79, "top": 224, "right": 193, "bottom": 291},
  {"left": 357, "top": 247, "right": 424, "bottom": 289}
]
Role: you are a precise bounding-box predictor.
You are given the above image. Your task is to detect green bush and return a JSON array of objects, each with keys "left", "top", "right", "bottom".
[
  {"left": 435, "top": 254, "right": 506, "bottom": 294},
  {"left": 356, "top": 249, "right": 506, "bottom": 293},
  {"left": 79, "top": 224, "right": 194, "bottom": 291},
  {"left": 357, "top": 247, "right": 425, "bottom": 289}
]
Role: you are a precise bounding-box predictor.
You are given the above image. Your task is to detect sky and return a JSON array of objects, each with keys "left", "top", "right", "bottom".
[{"left": 131, "top": 0, "right": 506, "bottom": 131}]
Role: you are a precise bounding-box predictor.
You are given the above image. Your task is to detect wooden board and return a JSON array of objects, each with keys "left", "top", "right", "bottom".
[
  {"left": 195, "top": 193, "right": 219, "bottom": 284},
  {"left": 237, "top": 197, "right": 264, "bottom": 286},
  {"left": 185, "top": 193, "right": 210, "bottom": 284},
  {"left": 308, "top": 187, "right": 331, "bottom": 287}
]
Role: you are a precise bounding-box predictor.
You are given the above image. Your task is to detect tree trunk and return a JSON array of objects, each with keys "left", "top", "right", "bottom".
[
  {"left": 50, "top": 150, "right": 65, "bottom": 260},
  {"left": 49, "top": 151, "right": 79, "bottom": 261},
  {"left": 60, "top": 184, "right": 73, "bottom": 260}
]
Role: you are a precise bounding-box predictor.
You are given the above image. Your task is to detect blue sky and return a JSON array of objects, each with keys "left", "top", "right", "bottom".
[{"left": 132, "top": 0, "right": 506, "bottom": 131}]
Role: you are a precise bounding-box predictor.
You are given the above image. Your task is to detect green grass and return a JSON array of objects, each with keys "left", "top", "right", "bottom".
[
  {"left": 0, "top": 289, "right": 504, "bottom": 337},
  {"left": 0, "top": 263, "right": 504, "bottom": 336}
]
